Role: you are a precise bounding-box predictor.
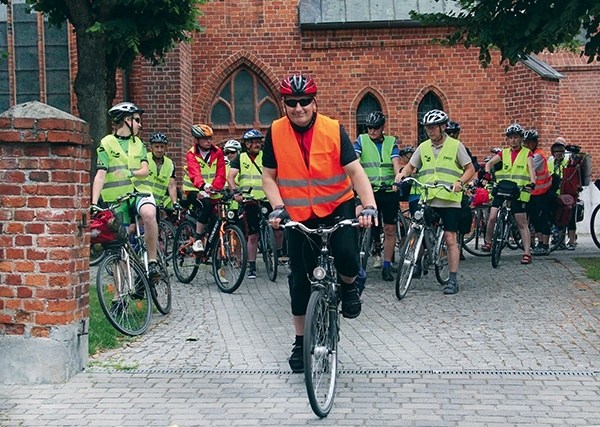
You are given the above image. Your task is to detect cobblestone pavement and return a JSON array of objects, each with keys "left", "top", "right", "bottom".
[{"left": 1, "top": 236, "right": 599, "bottom": 426}]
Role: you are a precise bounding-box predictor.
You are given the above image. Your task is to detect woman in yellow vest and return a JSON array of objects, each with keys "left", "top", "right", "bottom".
[
  {"left": 147, "top": 132, "right": 178, "bottom": 209},
  {"left": 483, "top": 124, "right": 537, "bottom": 265},
  {"left": 182, "top": 124, "right": 227, "bottom": 252},
  {"left": 262, "top": 74, "right": 377, "bottom": 374},
  {"left": 523, "top": 130, "right": 553, "bottom": 255},
  {"left": 90, "top": 102, "right": 161, "bottom": 281},
  {"left": 395, "top": 109, "right": 475, "bottom": 295}
]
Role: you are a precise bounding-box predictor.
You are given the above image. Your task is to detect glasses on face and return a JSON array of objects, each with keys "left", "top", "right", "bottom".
[
  {"left": 283, "top": 98, "right": 313, "bottom": 108},
  {"left": 367, "top": 126, "right": 381, "bottom": 131},
  {"left": 224, "top": 150, "right": 236, "bottom": 155},
  {"left": 132, "top": 117, "right": 141, "bottom": 124},
  {"left": 248, "top": 140, "right": 262, "bottom": 144},
  {"left": 553, "top": 151, "right": 565, "bottom": 155}
]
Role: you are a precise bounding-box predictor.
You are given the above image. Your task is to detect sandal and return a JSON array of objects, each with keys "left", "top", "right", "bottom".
[
  {"left": 521, "top": 254, "right": 532, "bottom": 265},
  {"left": 481, "top": 242, "right": 491, "bottom": 252}
]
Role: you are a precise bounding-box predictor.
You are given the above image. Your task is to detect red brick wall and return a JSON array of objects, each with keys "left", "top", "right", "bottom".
[
  {"left": 0, "top": 112, "right": 91, "bottom": 336},
  {"left": 122, "top": 0, "right": 600, "bottom": 177}
]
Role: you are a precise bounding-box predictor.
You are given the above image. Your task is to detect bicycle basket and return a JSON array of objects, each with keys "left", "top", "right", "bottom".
[
  {"left": 90, "top": 211, "right": 127, "bottom": 245},
  {"left": 492, "top": 180, "right": 519, "bottom": 201}
]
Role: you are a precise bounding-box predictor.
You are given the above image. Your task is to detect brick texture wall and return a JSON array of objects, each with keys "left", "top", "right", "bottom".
[{"left": 120, "top": 0, "right": 599, "bottom": 178}]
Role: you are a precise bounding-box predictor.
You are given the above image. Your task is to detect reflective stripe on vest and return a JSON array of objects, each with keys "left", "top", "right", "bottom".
[
  {"left": 418, "top": 137, "right": 463, "bottom": 203},
  {"left": 100, "top": 135, "right": 151, "bottom": 202},
  {"left": 497, "top": 147, "right": 531, "bottom": 202},
  {"left": 148, "top": 153, "right": 174, "bottom": 207},
  {"left": 359, "top": 134, "right": 396, "bottom": 190},
  {"left": 238, "top": 152, "right": 266, "bottom": 199},
  {"left": 183, "top": 147, "right": 220, "bottom": 199},
  {"left": 271, "top": 114, "right": 353, "bottom": 221},
  {"left": 531, "top": 148, "right": 552, "bottom": 195}
]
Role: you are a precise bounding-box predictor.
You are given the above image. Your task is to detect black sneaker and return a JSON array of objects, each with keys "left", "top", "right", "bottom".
[
  {"left": 443, "top": 281, "right": 459, "bottom": 295},
  {"left": 147, "top": 261, "right": 161, "bottom": 282},
  {"left": 382, "top": 266, "right": 394, "bottom": 282},
  {"left": 340, "top": 285, "right": 361, "bottom": 319},
  {"left": 289, "top": 344, "right": 304, "bottom": 373}
]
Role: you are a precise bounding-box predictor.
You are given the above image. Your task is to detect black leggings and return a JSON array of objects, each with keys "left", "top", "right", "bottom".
[
  {"left": 288, "top": 199, "right": 359, "bottom": 316},
  {"left": 186, "top": 191, "right": 213, "bottom": 225}
]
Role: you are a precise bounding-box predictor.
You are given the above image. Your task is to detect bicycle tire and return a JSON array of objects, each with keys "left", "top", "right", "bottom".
[
  {"left": 434, "top": 230, "right": 450, "bottom": 286},
  {"left": 172, "top": 220, "right": 200, "bottom": 283},
  {"left": 90, "top": 244, "right": 106, "bottom": 266},
  {"left": 591, "top": 204, "right": 600, "bottom": 249},
  {"left": 149, "top": 247, "right": 171, "bottom": 315},
  {"left": 396, "top": 210, "right": 410, "bottom": 249},
  {"left": 462, "top": 205, "right": 491, "bottom": 257},
  {"left": 506, "top": 216, "right": 524, "bottom": 250},
  {"left": 96, "top": 253, "right": 152, "bottom": 336},
  {"left": 262, "top": 224, "right": 278, "bottom": 281},
  {"left": 158, "top": 219, "right": 176, "bottom": 262},
  {"left": 491, "top": 214, "right": 505, "bottom": 268},
  {"left": 304, "top": 286, "right": 337, "bottom": 418},
  {"left": 358, "top": 226, "right": 372, "bottom": 270},
  {"left": 395, "top": 227, "right": 422, "bottom": 300},
  {"left": 213, "top": 224, "right": 247, "bottom": 293}
]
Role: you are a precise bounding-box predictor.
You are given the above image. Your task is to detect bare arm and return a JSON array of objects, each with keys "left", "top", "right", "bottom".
[
  {"left": 527, "top": 157, "right": 536, "bottom": 183},
  {"left": 168, "top": 177, "right": 178, "bottom": 205},
  {"left": 91, "top": 169, "right": 107, "bottom": 205},
  {"left": 228, "top": 168, "right": 240, "bottom": 191},
  {"left": 485, "top": 154, "right": 501, "bottom": 173},
  {"left": 262, "top": 166, "right": 284, "bottom": 208}
]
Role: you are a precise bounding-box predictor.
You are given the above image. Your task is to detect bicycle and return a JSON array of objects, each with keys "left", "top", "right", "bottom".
[
  {"left": 489, "top": 180, "right": 529, "bottom": 268},
  {"left": 94, "top": 192, "right": 172, "bottom": 336},
  {"left": 172, "top": 190, "right": 248, "bottom": 293},
  {"left": 238, "top": 195, "right": 279, "bottom": 281},
  {"left": 395, "top": 177, "right": 451, "bottom": 300},
  {"left": 283, "top": 218, "right": 359, "bottom": 418}
]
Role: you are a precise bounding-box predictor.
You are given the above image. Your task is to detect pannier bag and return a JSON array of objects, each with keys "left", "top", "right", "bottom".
[
  {"left": 492, "top": 180, "right": 519, "bottom": 201},
  {"left": 90, "top": 211, "right": 127, "bottom": 245},
  {"left": 576, "top": 200, "right": 585, "bottom": 223},
  {"left": 554, "top": 194, "right": 575, "bottom": 227},
  {"left": 472, "top": 187, "right": 490, "bottom": 207}
]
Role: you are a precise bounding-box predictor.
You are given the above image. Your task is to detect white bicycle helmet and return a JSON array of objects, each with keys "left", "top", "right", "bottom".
[
  {"left": 108, "top": 102, "right": 144, "bottom": 123},
  {"left": 505, "top": 124, "right": 524, "bottom": 136},
  {"left": 421, "top": 109, "right": 449, "bottom": 126},
  {"left": 224, "top": 139, "right": 242, "bottom": 153}
]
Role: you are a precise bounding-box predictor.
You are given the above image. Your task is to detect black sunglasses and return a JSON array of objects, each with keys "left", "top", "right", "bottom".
[
  {"left": 132, "top": 117, "right": 141, "bottom": 124},
  {"left": 366, "top": 126, "right": 381, "bottom": 130},
  {"left": 284, "top": 98, "right": 313, "bottom": 108},
  {"left": 224, "top": 150, "right": 236, "bottom": 155}
]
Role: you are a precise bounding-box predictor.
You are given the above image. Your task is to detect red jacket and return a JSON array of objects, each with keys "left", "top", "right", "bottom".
[{"left": 185, "top": 144, "right": 226, "bottom": 191}]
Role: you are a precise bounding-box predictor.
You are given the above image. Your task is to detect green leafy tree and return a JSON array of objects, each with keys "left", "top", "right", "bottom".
[
  {"left": 2, "top": 0, "right": 205, "bottom": 172},
  {"left": 411, "top": 0, "right": 600, "bottom": 67}
]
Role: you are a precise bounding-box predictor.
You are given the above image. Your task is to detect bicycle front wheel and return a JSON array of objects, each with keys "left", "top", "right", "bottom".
[
  {"left": 395, "top": 227, "right": 422, "bottom": 300},
  {"left": 149, "top": 248, "right": 171, "bottom": 315},
  {"left": 158, "top": 219, "right": 176, "bottom": 262},
  {"left": 261, "top": 224, "right": 278, "bottom": 281},
  {"left": 304, "top": 287, "right": 337, "bottom": 418},
  {"left": 172, "top": 220, "right": 200, "bottom": 283},
  {"left": 462, "top": 205, "right": 491, "bottom": 257},
  {"left": 212, "top": 224, "right": 247, "bottom": 293},
  {"left": 591, "top": 204, "right": 600, "bottom": 249},
  {"left": 90, "top": 244, "right": 106, "bottom": 266},
  {"left": 491, "top": 214, "right": 506, "bottom": 268},
  {"left": 434, "top": 230, "right": 449, "bottom": 286},
  {"left": 358, "top": 226, "right": 372, "bottom": 270},
  {"left": 96, "top": 253, "right": 152, "bottom": 336}
]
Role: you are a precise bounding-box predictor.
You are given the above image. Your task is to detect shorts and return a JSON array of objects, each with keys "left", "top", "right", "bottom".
[
  {"left": 114, "top": 193, "right": 156, "bottom": 225},
  {"left": 431, "top": 206, "right": 460, "bottom": 233},
  {"left": 374, "top": 190, "right": 400, "bottom": 225},
  {"left": 491, "top": 196, "right": 527, "bottom": 214}
]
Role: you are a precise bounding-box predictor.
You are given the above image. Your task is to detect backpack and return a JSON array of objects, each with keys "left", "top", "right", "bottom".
[{"left": 553, "top": 194, "right": 575, "bottom": 227}]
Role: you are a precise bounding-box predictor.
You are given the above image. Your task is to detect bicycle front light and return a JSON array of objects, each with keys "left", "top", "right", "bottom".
[
  {"left": 414, "top": 210, "right": 423, "bottom": 221},
  {"left": 313, "top": 267, "right": 326, "bottom": 280},
  {"left": 261, "top": 206, "right": 269, "bottom": 215},
  {"left": 227, "top": 210, "right": 236, "bottom": 220}
]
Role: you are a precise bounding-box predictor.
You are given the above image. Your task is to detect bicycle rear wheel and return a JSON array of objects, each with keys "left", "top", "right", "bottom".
[
  {"left": 358, "top": 226, "right": 372, "bottom": 270},
  {"left": 172, "top": 220, "right": 200, "bottom": 283},
  {"left": 96, "top": 253, "right": 152, "bottom": 336},
  {"left": 462, "top": 205, "right": 491, "bottom": 257},
  {"left": 213, "top": 224, "right": 247, "bottom": 293},
  {"left": 304, "top": 286, "right": 337, "bottom": 418},
  {"left": 261, "top": 224, "right": 278, "bottom": 281},
  {"left": 158, "top": 219, "right": 176, "bottom": 262},
  {"left": 149, "top": 248, "right": 171, "bottom": 315},
  {"left": 395, "top": 227, "right": 422, "bottom": 300},
  {"left": 434, "top": 230, "right": 449, "bottom": 286},
  {"left": 491, "top": 214, "right": 506, "bottom": 268}
]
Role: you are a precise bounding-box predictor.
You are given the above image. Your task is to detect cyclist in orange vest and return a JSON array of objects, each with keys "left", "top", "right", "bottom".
[
  {"left": 523, "top": 130, "right": 553, "bottom": 256},
  {"left": 263, "top": 74, "right": 377, "bottom": 374}
]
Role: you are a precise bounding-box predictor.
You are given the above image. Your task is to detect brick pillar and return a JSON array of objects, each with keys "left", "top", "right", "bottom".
[{"left": 0, "top": 101, "right": 91, "bottom": 384}]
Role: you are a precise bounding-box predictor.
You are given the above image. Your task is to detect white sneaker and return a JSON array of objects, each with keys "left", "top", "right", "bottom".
[
  {"left": 192, "top": 239, "right": 204, "bottom": 252},
  {"left": 372, "top": 255, "right": 382, "bottom": 268}
]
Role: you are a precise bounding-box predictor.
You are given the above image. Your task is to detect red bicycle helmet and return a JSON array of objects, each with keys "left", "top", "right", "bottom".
[{"left": 280, "top": 74, "right": 317, "bottom": 96}]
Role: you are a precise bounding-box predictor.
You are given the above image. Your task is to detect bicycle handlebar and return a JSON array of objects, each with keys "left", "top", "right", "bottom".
[
  {"left": 398, "top": 177, "right": 453, "bottom": 193},
  {"left": 282, "top": 218, "right": 359, "bottom": 235}
]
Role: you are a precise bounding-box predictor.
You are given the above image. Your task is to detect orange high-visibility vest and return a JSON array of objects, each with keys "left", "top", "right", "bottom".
[
  {"left": 271, "top": 114, "right": 353, "bottom": 221},
  {"left": 532, "top": 147, "right": 552, "bottom": 195}
]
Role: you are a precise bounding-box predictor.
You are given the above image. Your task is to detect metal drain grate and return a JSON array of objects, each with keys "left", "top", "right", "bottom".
[{"left": 86, "top": 367, "right": 600, "bottom": 376}]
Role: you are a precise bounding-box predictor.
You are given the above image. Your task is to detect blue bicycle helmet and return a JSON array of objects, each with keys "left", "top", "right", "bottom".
[{"left": 242, "top": 129, "right": 264, "bottom": 141}]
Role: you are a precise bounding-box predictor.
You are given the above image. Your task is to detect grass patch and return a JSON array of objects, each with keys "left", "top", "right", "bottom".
[
  {"left": 574, "top": 257, "right": 600, "bottom": 282},
  {"left": 89, "top": 284, "right": 136, "bottom": 357}
]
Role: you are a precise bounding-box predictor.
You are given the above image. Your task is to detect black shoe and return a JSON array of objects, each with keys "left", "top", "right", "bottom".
[
  {"left": 147, "top": 261, "right": 161, "bottom": 282},
  {"left": 382, "top": 266, "right": 394, "bottom": 282},
  {"left": 443, "top": 281, "right": 459, "bottom": 295},
  {"left": 130, "top": 277, "right": 146, "bottom": 300},
  {"left": 289, "top": 344, "right": 304, "bottom": 373},
  {"left": 341, "top": 285, "right": 362, "bottom": 319}
]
